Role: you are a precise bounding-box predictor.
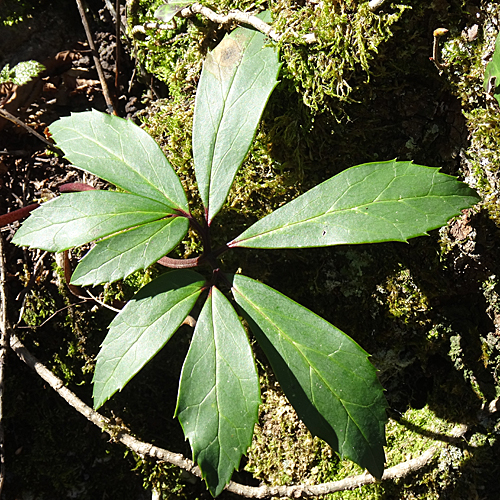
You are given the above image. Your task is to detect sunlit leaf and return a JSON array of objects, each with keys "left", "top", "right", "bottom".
[
  {"left": 176, "top": 286, "right": 260, "bottom": 496},
  {"left": 71, "top": 216, "right": 189, "bottom": 286},
  {"left": 231, "top": 273, "right": 387, "bottom": 478},
  {"left": 230, "top": 160, "right": 479, "bottom": 249},
  {"left": 193, "top": 14, "right": 280, "bottom": 224},
  {"left": 93, "top": 270, "right": 206, "bottom": 409},
  {"left": 50, "top": 110, "right": 188, "bottom": 211},
  {"left": 12, "top": 191, "right": 173, "bottom": 252}
]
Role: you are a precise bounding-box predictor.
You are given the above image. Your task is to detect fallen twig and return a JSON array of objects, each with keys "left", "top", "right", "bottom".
[
  {"left": 0, "top": 108, "right": 62, "bottom": 154},
  {"left": 0, "top": 234, "right": 9, "bottom": 495},
  {"left": 75, "top": 0, "right": 117, "bottom": 115},
  {"left": 179, "top": 3, "right": 279, "bottom": 42},
  {"left": 85, "top": 289, "right": 122, "bottom": 313},
  {"left": 6, "top": 328, "right": 468, "bottom": 498}
]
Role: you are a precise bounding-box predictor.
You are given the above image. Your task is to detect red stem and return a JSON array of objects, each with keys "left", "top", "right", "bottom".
[
  {"left": 0, "top": 203, "right": 40, "bottom": 227},
  {"left": 59, "top": 183, "right": 97, "bottom": 192}
]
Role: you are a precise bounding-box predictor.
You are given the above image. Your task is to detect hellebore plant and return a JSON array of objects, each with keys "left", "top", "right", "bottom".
[{"left": 13, "top": 20, "right": 479, "bottom": 496}]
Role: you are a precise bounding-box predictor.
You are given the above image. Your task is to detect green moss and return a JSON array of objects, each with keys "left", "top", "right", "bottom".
[
  {"left": 0, "top": 0, "right": 42, "bottom": 26},
  {"left": 376, "top": 266, "right": 430, "bottom": 323},
  {"left": 133, "top": 455, "right": 187, "bottom": 499},
  {"left": 246, "top": 383, "right": 468, "bottom": 500},
  {"left": 271, "top": 0, "right": 411, "bottom": 114},
  {"left": 245, "top": 383, "right": 323, "bottom": 486},
  {"left": 22, "top": 287, "right": 58, "bottom": 327},
  {"left": 101, "top": 264, "right": 164, "bottom": 304}
]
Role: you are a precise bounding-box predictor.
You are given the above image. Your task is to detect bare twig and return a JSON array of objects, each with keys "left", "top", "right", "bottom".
[
  {"left": 0, "top": 108, "right": 62, "bottom": 154},
  {"left": 130, "top": 3, "right": 281, "bottom": 41},
  {"left": 0, "top": 234, "right": 10, "bottom": 495},
  {"left": 85, "top": 289, "right": 122, "bottom": 313},
  {"left": 9, "top": 331, "right": 202, "bottom": 476},
  {"left": 129, "top": 0, "right": 388, "bottom": 45},
  {"left": 75, "top": 0, "right": 117, "bottom": 115},
  {"left": 178, "top": 3, "right": 279, "bottom": 41},
  {"left": 6, "top": 324, "right": 468, "bottom": 498}
]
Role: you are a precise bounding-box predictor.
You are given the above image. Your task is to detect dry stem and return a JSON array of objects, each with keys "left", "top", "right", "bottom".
[
  {"left": 179, "top": 3, "right": 279, "bottom": 41},
  {"left": 0, "top": 108, "right": 62, "bottom": 154},
  {"left": 0, "top": 234, "right": 9, "bottom": 495},
  {"left": 75, "top": 0, "right": 117, "bottom": 115}
]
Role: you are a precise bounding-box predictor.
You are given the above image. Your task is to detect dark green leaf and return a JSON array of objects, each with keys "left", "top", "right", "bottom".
[
  {"left": 49, "top": 110, "right": 188, "bottom": 211},
  {"left": 176, "top": 286, "right": 260, "bottom": 496},
  {"left": 485, "top": 32, "right": 500, "bottom": 105},
  {"left": 193, "top": 16, "right": 280, "bottom": 224},
  {"left": 12, "top": 191, "right": 173, "bottom": 252},
  {"left": 230, "top": 160, "right": 479, "bottom": 249},
  {"left": 93, "top": 270, "right": 206, "bottom": 409},
  {"left": 71, "top": 216, "right": 189, "bottom": 286},
  {"left": 231, "top": 274, "right": 387, "bottom": 478},
  {"left": 154, "top": 1, "right": 191, "bottom": 23}
]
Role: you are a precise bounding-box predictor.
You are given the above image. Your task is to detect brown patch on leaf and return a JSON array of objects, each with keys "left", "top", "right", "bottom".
[{"left": 205, "top": 35, "right": 244, "bottom": 81}]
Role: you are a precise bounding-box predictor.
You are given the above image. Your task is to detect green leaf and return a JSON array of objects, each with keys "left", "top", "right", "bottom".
[
  {"left": 175, "top": 286, "right": 260, "bottom": 496},
  {"left": 93, "top": 270, "right": 206, "bottom": 409},
  {"left": 49, "top": 110, "right": 188, "bottom": 211},
  {"left": 71, "top": 216, "right": 189, "bottom": 286},
  {"left": 230, "top": 160, "right": 479, "bottom": 249},
  {"left": 485, "top": 32, "right": 500, "bottom": 105},
  {"left": 12, "top": 191, "right": 173, "bottom": 252},
  {"left": 231, "top": 274, "right": 387, "bottom": 478},
  {"left": 193, "top": 15, "right": 280, "bottom": 224},
  {"left": 154, "top": 1, "right": 191, "bottom": 23}
]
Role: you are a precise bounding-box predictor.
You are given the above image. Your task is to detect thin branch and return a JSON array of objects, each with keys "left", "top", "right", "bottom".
[
  {"left": 0, "top": 234, "right": 9, "bottom": 495},
  {"left": 7, "top": 326, "right": 468, "bottom": 498},
  {"left": 130, "top": 0, "right": 388, "bottom": 44},
  {"left": 0, "top": 108, "right": 62, "bottom": 154},
  {"left": 75, "top": 0, "right": 117, "bottom": 115},
  {"left": 179, "top": 3, "right": 279, "bottom": 41},
  {"left": 9, "top": 331, "right": 203, "bottom": 476},
  {"left": 85, "top": 289, "right": 122, "bottom": 313}
]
